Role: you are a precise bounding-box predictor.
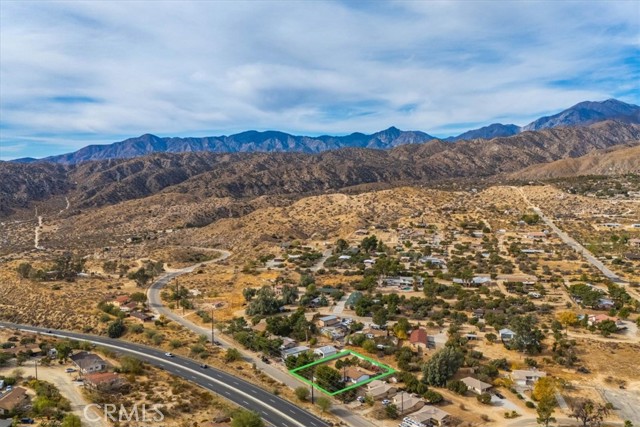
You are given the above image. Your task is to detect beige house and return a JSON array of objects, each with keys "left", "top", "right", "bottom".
[
  {"left": 393, "top": 393, "right": 425, "bottom": 415},
  {"left": 365, "top": 379, "right": 396, "bottom": 400},
  {"left": 461, "top": 377, "right": 492, "bottom": 394},
  {"left": 400, "top": 405, "right": 451, "bottom": 427}
]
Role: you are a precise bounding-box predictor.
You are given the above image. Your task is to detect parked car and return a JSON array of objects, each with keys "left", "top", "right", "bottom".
[
  {"left": 65, "top": 368, "right": 76, "bottom": 373},
  {"left": 381, "top": 399, "right": 390, "bottom": 406},
  {"left": 356, "top": 396, "right": 365, "bottom": 403},
  {"left": 494, "top": 392, "right": 505, "bottom": 399},
  {"left": 20, "top": 419, "right": 35, "bottom": 425}
]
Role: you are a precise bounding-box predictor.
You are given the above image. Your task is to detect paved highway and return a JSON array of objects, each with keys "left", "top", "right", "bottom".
[{"left": 0, "top": 322, "right": 329, "bottom": 427}]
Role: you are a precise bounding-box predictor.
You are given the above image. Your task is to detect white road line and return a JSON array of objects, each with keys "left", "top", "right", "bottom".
[{"left": 13, "top": 327, "right": 309, "bottom": 427}]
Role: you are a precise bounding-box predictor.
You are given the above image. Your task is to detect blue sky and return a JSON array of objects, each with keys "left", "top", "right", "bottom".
[{"left": 1, "top": 0, "right": 638, "bottom": 160}]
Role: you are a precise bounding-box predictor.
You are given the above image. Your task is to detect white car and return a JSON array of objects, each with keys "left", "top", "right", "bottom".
[
  {"left": 381, "top": 399, "right": 390, "bottom": 406},
  {"left": 164, "top": 352, "right": 174, "bottom": 357}
]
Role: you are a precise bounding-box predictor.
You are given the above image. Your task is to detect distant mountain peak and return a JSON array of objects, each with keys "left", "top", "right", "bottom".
[{"left": 523, "top": 99, "right": 640, "bottom": 131}]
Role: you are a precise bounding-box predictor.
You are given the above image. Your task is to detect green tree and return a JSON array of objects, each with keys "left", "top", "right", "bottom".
[
  {"left": 509, "top": 315, "right": 544, "bottom": 354},
  {"left": 107, "top": 319, "right": 126, "bottom": 338},
  {"left": 246, "top": 286, "right": 280, "bottom": 316},
  {"left": 422, "top": 347, "right": 464, "bottom": 386},
  {"left": 225, "top": 348, "right": 242, "bottom": 363},
  {"left": 385, "top": 403, "right": 399, "bottom": 419},
  {"left": 243, "top": 288, "right": 257, "bottom": 302},
  {"left": 372, "top": 308, "right": 388, "bottom": 327},
  {"left": 477, "top": 392, "right": 492, "bottom": 405},
  {"left": 335, "top": 239, "right": 349, "bottom": 254},
  {"left": 536, "top": 395, "right": 557, "bottom": 427},
  {"left": 316, "top": 396, "right": 332, "bottom": 413},
  {"left": 16, "top": 263, "right": 32, "bottom": 279},
  {"left": 597, "top": 320, "right": 618, "bottom": 337},
  {"left": 61, "top": 414, "right": 82, "bottom": 427},
  {"left": 281, "top": 285, "right": 299, "bottom": 305},
  {"left": 294, "top": 386, "right": 310, "bottom": 401},
  {"left": 314, "top": 365, "right": 344, "bottom": 393},
  {"left": 360, "top": 235, "right": 378, "bottom": 252},
  {"left": 231, "top": 409, "right": 264, "bottom": 427},
  {"left": 446, "top": 379, "right": 468, "bottom": 395}
]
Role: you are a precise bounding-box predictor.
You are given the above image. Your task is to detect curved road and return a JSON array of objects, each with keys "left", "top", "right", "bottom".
[
  {"left": 0, "top": 322, "right": 328, "bottom": 427},
  {"left": 148, "top": 249, "right": 377, "bottom": 427}
]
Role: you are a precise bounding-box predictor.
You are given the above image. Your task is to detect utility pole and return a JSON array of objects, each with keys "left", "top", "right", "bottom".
[
  {"left": 34, "top": 359, "right": 38, "bottom": 381},
  {"left": 211, "top": 308, "right": 215, "bottom": 344},
  {"left": 311, "top": 366, "right": 315, "bottom": 404}
]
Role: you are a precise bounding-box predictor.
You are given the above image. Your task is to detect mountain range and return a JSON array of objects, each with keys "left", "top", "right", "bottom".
[
  {"left": 11, "top": 99, "right": 639, "bottom": 165},
  {"left": 3, "top": 120, "right": 639, "bottom": 217}
]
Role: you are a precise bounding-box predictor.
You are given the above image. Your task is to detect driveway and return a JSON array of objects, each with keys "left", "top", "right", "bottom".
[{"left": 6, "top": 363, "right": 106, "bottom": 427}]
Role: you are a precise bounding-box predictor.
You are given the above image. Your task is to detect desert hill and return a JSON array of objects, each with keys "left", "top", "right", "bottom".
[{"left": 511, "top": 143, "right": 640, "bottom": 180}]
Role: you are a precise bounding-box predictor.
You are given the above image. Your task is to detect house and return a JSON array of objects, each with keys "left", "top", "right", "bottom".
[
  {"left": 338, "top": 255, "right": 352, "bottom": 260},
  {"left": 281, "top": 346, "right": 310, "bottom": 360},
  {"left": 317, "top": 315, "right": 339, "bottom": 327},
  {"left": 418, "top": 257, "right": 446, "bottom": 267},
  {"left": 393, "top": 393, "right": 425, "bottom": 415},
  {"left": 0, "top": 387, "right": 29, "bottom": 416},
  {"left": 603, "top": 223, "right": 621, "bottom": 228},
  {"left": 279, "top": 337, "right": 297, "bottom": 350},
  {"left": 119, "top": 301, "right": 139, "bottom": 313},
  {"left": 365, "top": 379, "right": 397, "bottom": 400},
  {"left": 472, "top": 309, "right": 485, "bottom": 319},
  {"left": 84, "top": 372, "right": 125, "bottom": 391},
  {"left": 588, "top": 314, "right": 624, "bottom": 328},
  {"left": 0, "top": 419, "right": 12, "bottom": 427},
  {"left": 595, "top": 298, "right": 615, "bottom": 310},
  {"left": 130, "top": 311, "right": 153, "bottom": 322},
  {"left": 70, "top": 352, "right": 107, "bottom": 374},
  {"left": 461, "top": 377, "right": 492, "bottom": 395},
  {"left": 409, "top": 329, "right": 429, "bottom": 350},
  {"left": 511, "top": 370, "right": 547, "bottom": 387},
  {"left": 111, "top": 295, "right": 131, "bottom": 307},
  {"left": 313, "top": 346, "right": 338, "bottom": 359},
  {"left": 499, "top": 328, "right": 516, "bottom": 342},
  {"left": 343, "top": 367, "right": 370, "bottom": 384},
  {"left": 399, "top": 405, "right": 451, "bottom": 427},
  {"left": 472, "top": 231, "right": 484, "bottom": 238}
]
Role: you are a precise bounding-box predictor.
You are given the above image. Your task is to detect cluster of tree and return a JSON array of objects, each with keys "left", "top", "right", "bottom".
[
  {"left": 17, "top": 252, "right": 85, "bottom": 282},
  {"left": 128, "top": 260, "right": 164, "bottom": 287},
  {"left": 244, "top": 286, "right": 295, "bottom": 316},
  {"left": 265, "top": 308, "right": 316, "bottom": 341},
  {"left": 29, "top": 379, "right": 72, "bottom": 418},
  {"left": 226, "top": 317, "right": 283, "bottom": 357}
]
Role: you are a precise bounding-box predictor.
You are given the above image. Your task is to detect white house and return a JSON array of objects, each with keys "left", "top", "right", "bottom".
[
  {"left": 499, "top": 328, "right": 516, "bottom": 342},
  {"left": 313, "top": 346, "right": 337, "bottom": 359},
  {"left": 511, "top": 370, "right": 547, "bottom": 387}
]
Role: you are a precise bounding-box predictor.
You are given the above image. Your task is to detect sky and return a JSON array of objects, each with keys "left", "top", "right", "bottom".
[{"left": 1, "top": 0, "right": 639, "bottom": 160}]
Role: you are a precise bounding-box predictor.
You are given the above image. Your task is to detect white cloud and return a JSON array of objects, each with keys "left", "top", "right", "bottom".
[{"left": 0, "top": 0, "right": 638, "bottom": 157}]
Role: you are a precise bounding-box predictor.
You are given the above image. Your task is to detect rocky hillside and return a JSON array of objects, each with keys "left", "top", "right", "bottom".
[
  {"left": 1, "top": 121, "right": 639, "bottom": 217},
  {"left": 510, "top": 143, "right": 640, "bottom": 180}
]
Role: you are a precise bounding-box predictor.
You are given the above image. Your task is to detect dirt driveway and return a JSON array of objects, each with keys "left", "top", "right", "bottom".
[{"left": 3, "top": 363, "right": 106, "bottom": 427}]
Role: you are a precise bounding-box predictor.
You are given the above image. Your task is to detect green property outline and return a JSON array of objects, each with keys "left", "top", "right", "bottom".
[{"left": 288, "top": 350, "right": 396, "bottom": 396}]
